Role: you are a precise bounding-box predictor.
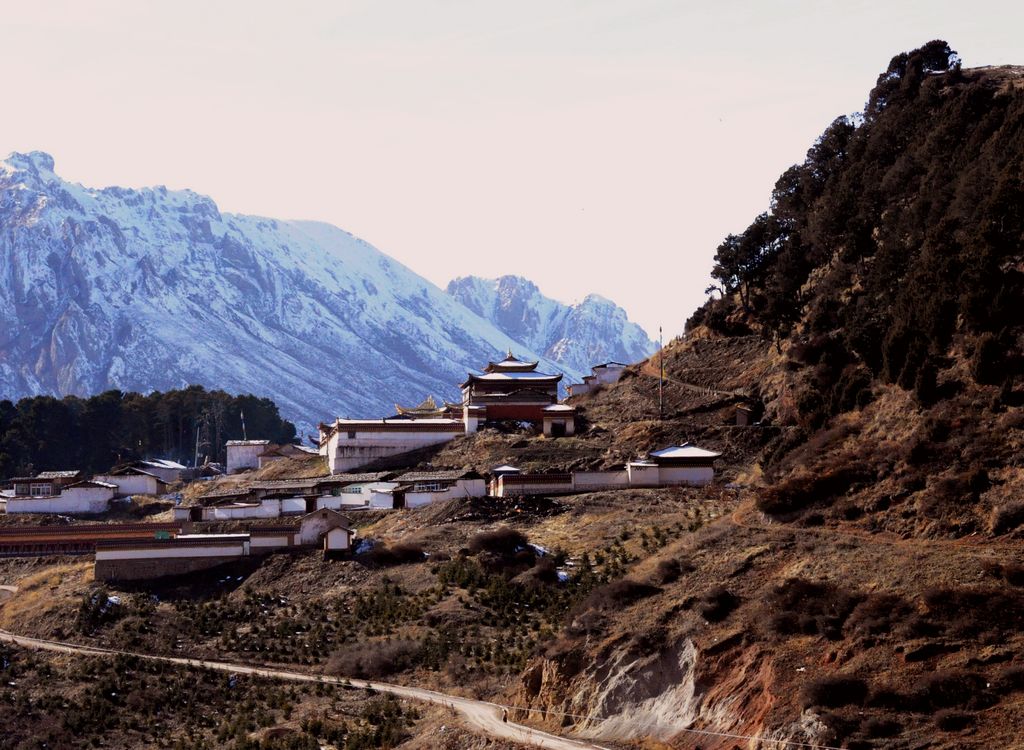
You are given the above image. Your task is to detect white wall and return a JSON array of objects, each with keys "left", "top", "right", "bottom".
[
  {"left": 574, "top": 470, "right": 629, "bottom": 491},
  {"left": 96, "top": 542, "right": 248, "bottom": 561},
  {"left": 324, "top": 428, "right": 460, "bottom": 473},
  {"left": 369, "top": 491, "right": 395, "bottom": 509},
  {"left": 208, "top": 499, "right": 280, "bottom": 520},
  {"left": 325, "top": 526, "right": 351, "bottom": 550},
  {"left": 7, "top": 487, "right": 113, "bottom": 514},
  {"left": 658, "top": 465, "right": 715, "bottom": 486},
  {"left": 281, "top": 497, "right": 306, "bottom": 515},
  {"left": 94, "top": 474, "right": 160, "bottom": 497},
  {"left": 250, "top": 534, "right": 292, "bottom": 549},
  {"left": 226, "top": 444, "right": 267, "bottom": 474},
  {"left": 627, "top": 464, "right": 661, "bottom": 487}
]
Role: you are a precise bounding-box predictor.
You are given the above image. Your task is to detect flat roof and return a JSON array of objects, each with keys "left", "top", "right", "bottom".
[{"left": 226, "top": 440, "right": 271, "bottom": 446}]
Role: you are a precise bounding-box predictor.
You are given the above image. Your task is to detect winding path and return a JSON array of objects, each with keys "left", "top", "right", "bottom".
[{"left": 0, "top": 589, "right": 607, "bottom": 750}]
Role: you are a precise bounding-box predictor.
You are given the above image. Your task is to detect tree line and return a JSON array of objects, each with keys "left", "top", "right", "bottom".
[{"left": 0, "top": 386, "right": 297, "bottom": 478}]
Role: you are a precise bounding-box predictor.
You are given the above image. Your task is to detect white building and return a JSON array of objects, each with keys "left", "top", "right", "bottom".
[
  {"left": 94, "top": 467, "right": 168, "bottom": 497},
  {"left": 491, "top": 443, "right": 722, "bottom": 497},
  {"left": 94, "top": 510, "right": 355, "bottom": 581},
  {"left": 318, "top": 419, "right": 466, "bottom": 474},
  {"left": 226, "top": 440, "right": 271, "bottom": 474},
  {"left": 133, "top": 459, "right": 188, "bottom": 484},
  {"left": 567, "top": 361, "right": 629, "bottom": 397},
  {"left": 6, "top": 480, "right": 117, "bottom": 514},
  {"left": 380, "top": 469, "right": 487, "bottom": 508}
]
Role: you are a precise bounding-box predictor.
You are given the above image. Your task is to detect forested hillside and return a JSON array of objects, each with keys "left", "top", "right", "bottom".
[
  {"left": 0, "top": 387, "right": 296, "bottom": 476},
  {"left": 695, "top": 40, "right": 1024, "bottom": 431}
]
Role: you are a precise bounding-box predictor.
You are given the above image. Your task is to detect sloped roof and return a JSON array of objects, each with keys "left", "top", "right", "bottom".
[
  {"left": 139, "top": 459, "right": 187, "bottom": 470},
  {"left": 649, "top": 444, "right": 722, "bottom": 460},
  {"left": 36, "top": 470, "right": 81, "bottom": 479},
  {"left": 395, "top": 469, "right": 482, "bottom": 482},
  {"left": 226, "top": 440, "right": 270, "bottom": 446}
]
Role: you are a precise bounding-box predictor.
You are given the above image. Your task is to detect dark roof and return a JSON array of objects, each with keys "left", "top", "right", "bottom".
[
  {"left": 199, "top": 486, "right": 253, "bottom": 499},
  {"left": 329, "top": 471, "right": 398, "bottom": 483},
  {"left": 394, "top": 469, "right": 482, "bottom": 482},
  {"left": 248, "top": 477, "right": 330, "bottom": 490}
]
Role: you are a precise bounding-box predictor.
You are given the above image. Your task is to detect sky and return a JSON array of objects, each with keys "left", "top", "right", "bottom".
[{"left": 3, "top": 1, "right": 1023, "bottom": 338}]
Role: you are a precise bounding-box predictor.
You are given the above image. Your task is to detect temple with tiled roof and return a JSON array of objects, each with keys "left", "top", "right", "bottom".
[{"left": 460, "top": 352, "right": 575, "bottom": 435}]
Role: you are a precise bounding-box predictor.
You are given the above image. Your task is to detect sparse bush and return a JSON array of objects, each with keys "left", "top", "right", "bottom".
[
  {"left": 652, "top": 557, "right": 694, "bottom": 584},
  {"left": 861, "top": 717, "right": 901, "bottom": 738},
  {"left": 327, "top": 640, "right": 420, "bottom": 679},
  {"left": 990, "top": 501, "right": 1024, "bottom": 535},
  {"left": 582, "top": 579, "right": 661, "bottom": 611},
  {"left": 921, "top": 587, "right": 1024, "bottom": 640},
  {"left": 993, "top": 665, "right": 1024, "bottom": 695},
  {"left": 757, "top": 463, "right": 872, "bottom": 515},
  {"left": 696, "top": 587, "right": 738, "bottom": 622},
  {"left": 800, "top": 675, "right": 868, "bottom": 708},
  {"left": 934, "top": 709, "right": 975, "bottom": 731},
  {"left": 360, "top": 543, "right": 426, "bottom": 567},
  {"left": 468, "top": 527, "right": 529, "bottom": 556},
  {"left": 763, "top": 578, "right": 861, "bottom": 639},
  {"left": 845, "top": 593, "right": 915, "bottom": 638},
  {"left": 904, "top": 670, "right": 993, "bottom": 712}
]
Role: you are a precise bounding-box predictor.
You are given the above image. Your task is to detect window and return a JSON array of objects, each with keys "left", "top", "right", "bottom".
[
  {"left": 414, "top": 481, "right": 446, "bottom": 493},
  {"left": 347, "top": 431, "right": 356, "bottom": 439},
  {"left": 30, "top": 483, "right": 53, "bottom": 497},
  {"left": 341, "top": 486, "right": 363, "bottom": 494}
]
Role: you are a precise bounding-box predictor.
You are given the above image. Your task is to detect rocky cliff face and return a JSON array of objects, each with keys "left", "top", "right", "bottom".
[
  {"left": 446, "top": 275, "right": 655, "bottom": 377},
  {"left": 0, "top": 152, "right": 643, "bottom": 433}
]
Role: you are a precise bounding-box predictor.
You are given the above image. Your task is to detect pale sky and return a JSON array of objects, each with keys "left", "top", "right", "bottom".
[{"left": 3, "top": 1, "right": 1022, "bottom": 338}]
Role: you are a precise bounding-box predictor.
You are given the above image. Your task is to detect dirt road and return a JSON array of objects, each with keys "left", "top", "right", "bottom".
[{"left": 0, "top": 622, "right": 608, "bottom": 750}]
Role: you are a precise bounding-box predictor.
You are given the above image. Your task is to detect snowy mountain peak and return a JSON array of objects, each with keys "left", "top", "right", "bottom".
[
  {"left": 3, "top": 150, "right": 56, "bottom": 175},
  {"left": 0, "top": 153, "right": 650, "bottom": 432},
  {"left": 446, "top": 275, "right": 656, "bottom": 378}
]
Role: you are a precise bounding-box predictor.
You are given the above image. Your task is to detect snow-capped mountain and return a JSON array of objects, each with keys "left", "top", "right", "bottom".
[
  {"left": 446, "top": 275, "right": 655, "bottom": 376},
  {"left": 0, "top": 152, "right": 652, "bottom": 434}
]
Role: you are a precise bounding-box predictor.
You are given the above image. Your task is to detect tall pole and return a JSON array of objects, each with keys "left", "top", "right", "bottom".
[
  {"left": 194, "top": 424, "right": 200, "bottom": 468},
  {"left": 240, "top": 409, "right": 247, "bottom": 441},
  {"left": 659, "top": 326, "right": 664, "bottom": 421}
]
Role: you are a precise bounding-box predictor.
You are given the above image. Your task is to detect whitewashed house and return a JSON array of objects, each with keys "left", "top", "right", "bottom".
[
  {"left": 318, "top": 419, "right": 466, "bottom": 474},
  {"left": 361, "top": 469, "right": 487, "bottom": 509},
  {"left": 647, "top": 444, "right": 722, "bottom": 486},
  {"left": 226, "top": 440, "right": 271, "bottom": 474},
  {"left": 567, "top": 361, "right": 629, "bottom": 397},
  {"left": 6, "top": 480, "right": 117, "bottom": 514},
  {"left": 133, "top": 459, "right": 188, "bottom": 484},
  {"left": 94, "top": 467, "right": 168, "bottom": 497}
]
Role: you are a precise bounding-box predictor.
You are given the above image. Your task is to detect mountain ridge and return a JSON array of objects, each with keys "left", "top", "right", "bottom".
[
  {"left": 446, "top": 274, "right": 655, "bottom": 377},
  {"left": 0, "top": 151, "right": 648, "bottom": 433}
]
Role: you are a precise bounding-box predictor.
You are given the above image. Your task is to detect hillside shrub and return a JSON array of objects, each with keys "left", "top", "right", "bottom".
[
  {"left": 800, "top": 675, "right": 868, "bottom": 708},
  {"left": 360, "top": 543, "right": 426, "bottom": 567},
  {"left": 990, "top": 501, "right": 1024, "bottom": 535},
  {"left": 327, "top": 640, "right": 420, "bottom": 679},
  {"left": 468, "top": 528, "right": 529, "bottom": 556},
  {"left": 582, "top": 579, "right": 661, "bottom": 611},
  {"left": 921, "top": 587, "right": 1024, "bottom": 640},
  {"left": 696, "top": 587, "right": 738, "bottom": 622},
  {"left": 934, "top": 709, "right": 975, "bottom": 732},
  {"left": 757, "top": 463, "right": 872, "bottom": 515},
  {"left": 763, "top": 578, "right": 861, "bottom": 639},
  {"left": 861, "top": 717, "right": 901, "bottom": 738},
  {"left": 652, "top": 557, "right": 694, "bottom": 584},
  {"left": 910, "top": 671, "right": 992, "bottom": 711},
  {"left": 993, "top": 665, "right": 1024, "bottom": 695},
  {"left": 844, "top": 593, "right": 915, "bottom": 637}
]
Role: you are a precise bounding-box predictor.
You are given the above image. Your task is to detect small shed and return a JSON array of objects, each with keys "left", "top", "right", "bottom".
[{"left": 542, "top": 404, "right": 577, "bottom": 437}]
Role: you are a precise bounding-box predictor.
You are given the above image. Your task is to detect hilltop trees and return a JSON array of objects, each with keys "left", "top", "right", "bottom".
[{"left": 694, "top": 39, "right": 1024, "bottom": 416}]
